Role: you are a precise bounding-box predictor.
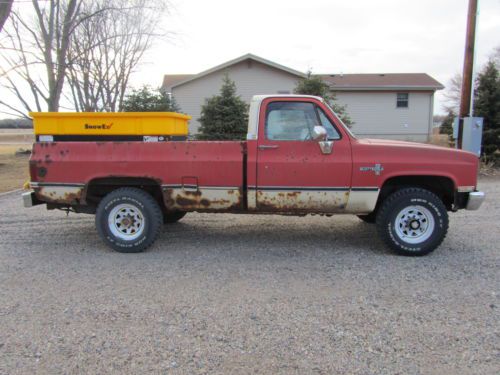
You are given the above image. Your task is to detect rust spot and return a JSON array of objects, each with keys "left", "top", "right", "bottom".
[
  {"left": 162, "top": 187, "right": 243, "bottom": 212},
  {"left": 35, "top": 186, "right": 82, "bottom": 205},
  {"left": 255, "top": 190, "right": 348, "bottom": 214},
  {"left": 175, "top": 195, "right": 195, "bottom": 207}
]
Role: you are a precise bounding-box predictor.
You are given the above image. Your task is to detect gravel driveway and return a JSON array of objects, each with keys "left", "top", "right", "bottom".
[{"left": 1, "top": 178, "right": 499, "bottom": 374}]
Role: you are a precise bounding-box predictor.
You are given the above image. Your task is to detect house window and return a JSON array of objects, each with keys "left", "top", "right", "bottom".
[{"left": 397, "top": 93, "right": 409, "bottom": 108}]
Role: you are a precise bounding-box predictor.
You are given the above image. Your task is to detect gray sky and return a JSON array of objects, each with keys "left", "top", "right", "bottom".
[{"left": 134, "top": 0, "right": 500, "bottom": 115}]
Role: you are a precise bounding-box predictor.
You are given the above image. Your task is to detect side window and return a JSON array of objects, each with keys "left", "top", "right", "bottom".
[
  {"left": 265, "top": 102, "right": 318, "bottom": 141},
  {"left": 316, "top": 107, "right": 341, "bottom": 140}
]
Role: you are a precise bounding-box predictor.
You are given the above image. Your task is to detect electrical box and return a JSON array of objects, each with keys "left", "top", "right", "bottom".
[
  {"left": 452, "top": 117, "right": 459, "bottom": 139},
  {"left": 462, "top": 117, "right": 483, "bottom": 157}
]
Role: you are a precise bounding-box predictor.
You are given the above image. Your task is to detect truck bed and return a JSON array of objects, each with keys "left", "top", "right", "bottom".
[{"left": 30, "top": 141, "right": 246, "bottom": 211}]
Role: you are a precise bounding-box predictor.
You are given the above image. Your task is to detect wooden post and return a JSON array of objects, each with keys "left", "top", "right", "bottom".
[{"left": 458, "top": 0, "right": 478, "bottom": 149}]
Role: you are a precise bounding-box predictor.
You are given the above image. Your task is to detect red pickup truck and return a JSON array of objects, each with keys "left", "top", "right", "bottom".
[{"left": 23, "top": 95, "right": 484, "bottom": 256}]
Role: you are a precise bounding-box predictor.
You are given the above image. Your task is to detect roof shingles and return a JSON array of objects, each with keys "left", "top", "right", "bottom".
[{"left": 318, "top": 73, "right": 443, "bottom": 90}]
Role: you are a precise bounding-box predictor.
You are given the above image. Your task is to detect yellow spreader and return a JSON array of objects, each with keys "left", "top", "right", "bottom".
[{"left": 29, "top": 112, "right": 190, "bottom": 140}]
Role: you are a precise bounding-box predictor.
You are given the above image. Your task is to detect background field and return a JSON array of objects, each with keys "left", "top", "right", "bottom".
[{"left": 0, "top": 130, "right": 32, "bottom": 193}]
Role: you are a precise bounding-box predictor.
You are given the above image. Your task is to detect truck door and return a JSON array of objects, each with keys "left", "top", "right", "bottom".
[{"left": 255, "top": 98, "right": 352, "bottom": 212}]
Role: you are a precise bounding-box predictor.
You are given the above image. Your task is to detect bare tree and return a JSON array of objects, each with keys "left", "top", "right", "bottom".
[
  {"left": 0, "top": 0, "right": 84, "bottom": 116},
  {"left": 0, "top": 0, "right": 13, "bottom": 33},
  {"left": 0, "top": 0, "right": 170, "bottom": 117},
  {"left": 442, "top": 73, "right": 462, "bottom": 114},
  {"left": 66, "top": 0, "right": 169, "bottom": 112}
]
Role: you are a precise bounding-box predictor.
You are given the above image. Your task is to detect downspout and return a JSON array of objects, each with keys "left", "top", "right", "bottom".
[{"left": 428, "top": 92, "right": 434, "bottom": 143}]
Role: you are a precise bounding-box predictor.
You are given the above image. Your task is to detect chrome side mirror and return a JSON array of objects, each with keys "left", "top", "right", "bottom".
[
  {"left": 312, "top": 126, "right": 327, "bottom": 141},
  {"left": 312, "top": 126, "right": 333, "bottom": 154},
  {"left": 319, "top": 140, "right": 333, "bottom": 154}
]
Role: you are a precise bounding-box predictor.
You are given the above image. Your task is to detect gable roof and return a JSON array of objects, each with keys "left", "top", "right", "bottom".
[
  {"left": 162, "top": 74, "right": 194, "bottom": 90},
  {"left": 162, "top": 53, "right": 306, "bottom": 90},
  {"left": 162, "top": 55, "right": 444, "bottom": 92},
  {"left": 318, "top": 73, "right": 444, "bottom": 91}
]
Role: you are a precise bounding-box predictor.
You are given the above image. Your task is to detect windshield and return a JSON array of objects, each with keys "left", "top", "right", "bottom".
[{"left": 323, "top": 102, "right": 357, "bottom": 139}]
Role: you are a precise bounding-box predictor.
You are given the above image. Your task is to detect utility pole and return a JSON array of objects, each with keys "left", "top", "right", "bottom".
[{"left": 457, "top": 0, "right": 478, "bottom": 149}]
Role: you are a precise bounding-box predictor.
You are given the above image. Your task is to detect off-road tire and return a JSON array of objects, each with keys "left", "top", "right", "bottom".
[
  {"left": 163, "top": 211, "right": 187, "bottom": 224},
  {"left": 376, "top": 187, "right": 448, "bottom": 256},
  {"left": 96, "top": 187, "right": 162, "bottom": 253}
]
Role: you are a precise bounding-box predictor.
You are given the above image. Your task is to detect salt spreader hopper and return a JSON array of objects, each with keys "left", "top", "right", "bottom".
[{"left": 29, "top": 112, "right": 191, "bottom": 142}]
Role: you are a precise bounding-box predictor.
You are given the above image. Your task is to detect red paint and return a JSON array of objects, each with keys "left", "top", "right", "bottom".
[{"left": 30, "top": 96, "right": 480, "bottom": 210}]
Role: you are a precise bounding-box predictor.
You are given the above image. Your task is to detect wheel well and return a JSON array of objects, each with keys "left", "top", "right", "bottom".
[
  {"left": 376, "top": 175, "right": 455, "bottom": 211},
  {"left": 85, "top": 177, "right": 165, "bottom": 208}
]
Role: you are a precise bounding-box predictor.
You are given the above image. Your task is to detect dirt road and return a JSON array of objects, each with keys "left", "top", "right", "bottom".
[{"left": 0, "top": 178, "right": 498, "bottom": 374}]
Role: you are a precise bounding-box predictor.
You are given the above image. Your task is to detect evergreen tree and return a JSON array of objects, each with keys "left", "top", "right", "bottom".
[
  {"left": 474, "top": 60, "right": 500, "bottom": 162},
  {"left": 197, "top": 75, "right": 249, "bottom": 140},
  {"left": 122, "top": 86, "right": 181, "bottom": 112},
  {"left": 294, "top": 71, "right": 353, "bottom": 128},
  {"left": 440, "top": 110, "right": 455, "bottom": 136}
]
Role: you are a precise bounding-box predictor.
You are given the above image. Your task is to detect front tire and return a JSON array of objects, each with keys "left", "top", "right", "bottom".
[
  {"left": 96, "top": 187, "right": 162, "bottom": 253},
  {"left": 376, "top": 188, "right": 448, "bottom": 256}
]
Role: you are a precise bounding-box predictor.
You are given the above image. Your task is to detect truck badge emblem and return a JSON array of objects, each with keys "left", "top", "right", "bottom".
[{"left": 360, "top": 163, "right": 384, "bottom": 175}]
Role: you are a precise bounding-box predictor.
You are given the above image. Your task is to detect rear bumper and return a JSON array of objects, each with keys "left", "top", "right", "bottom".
[
  {"left": 466, "top": 191, "right": 485, "bottom": 210},
  {"left": 22, "top": 191, "right": 42, "bottom": 208}
]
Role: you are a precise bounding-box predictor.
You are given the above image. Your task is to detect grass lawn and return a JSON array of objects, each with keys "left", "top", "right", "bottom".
[{"left": 0, "top": 144, "right": 31, "bottom": 193}]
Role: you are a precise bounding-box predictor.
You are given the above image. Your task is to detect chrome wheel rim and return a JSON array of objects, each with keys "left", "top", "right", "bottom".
[
  {"left": 108, "top": 203, "right": 145, "bottom": 241},
  {"left": 395, "top": 205, "right": 435, "bottom": 244}
]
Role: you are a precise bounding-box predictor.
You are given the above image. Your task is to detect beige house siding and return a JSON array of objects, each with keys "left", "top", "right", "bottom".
[
  {"left": 172, "top": 60, "right": 301, "bottom": 134},
  {"left": 333, "top": 91, "right": 434, "bottom": 142}
]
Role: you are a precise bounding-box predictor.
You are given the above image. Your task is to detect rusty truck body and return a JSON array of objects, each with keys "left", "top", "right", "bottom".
[{"left": 24, "top": 95, "right": 485, "bottom": 256}]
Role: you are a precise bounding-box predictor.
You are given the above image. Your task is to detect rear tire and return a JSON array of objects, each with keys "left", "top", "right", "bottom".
[
  {"left": 376, "top": 187, "right": 448, "bottom": 256},
  {"left": 163, "top": 211, "right": 187, "bottom": 224},
  {"left": 96, "top": 187, "right": 162, "bottom": 253}
]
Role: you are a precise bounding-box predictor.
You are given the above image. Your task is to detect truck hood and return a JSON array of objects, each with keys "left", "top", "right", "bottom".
[
  {"left": 357, "top": 138, "right": 477, "bottom": 158},
  {"left": 352, "top": 138, "right": 480, "bottom": 189}
]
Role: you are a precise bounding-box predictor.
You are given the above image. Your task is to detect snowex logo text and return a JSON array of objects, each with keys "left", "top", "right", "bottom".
[{"left": 84, "top": 123, "right": 113, "bottom": 130}]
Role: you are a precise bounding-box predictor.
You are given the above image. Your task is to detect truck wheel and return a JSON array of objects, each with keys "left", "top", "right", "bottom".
[
  {"left": 357, "top": 212, "right": 376, "bottom": 223},
  {"left": 163, "top": 211, "right": 187, "bottom": 224},
  {"left": 376, "top": 188, "right": 448, "bottom": 256},
  {"left": 96, "top": 187, "right": 162, "bottom": 253}
]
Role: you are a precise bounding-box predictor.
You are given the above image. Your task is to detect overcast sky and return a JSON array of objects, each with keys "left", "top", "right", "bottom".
[{"left": 133, "top": 0, "right": 500, "bottom": 115}]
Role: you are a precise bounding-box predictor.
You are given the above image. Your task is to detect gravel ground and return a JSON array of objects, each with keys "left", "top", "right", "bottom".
[{"left": 1, "top": 178, "right": 499, "bottom": 374}]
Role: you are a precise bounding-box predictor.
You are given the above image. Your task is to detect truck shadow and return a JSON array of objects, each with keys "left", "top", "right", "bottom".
[{"left": 153, "top": 216, "right": 392, "bottom": 257}]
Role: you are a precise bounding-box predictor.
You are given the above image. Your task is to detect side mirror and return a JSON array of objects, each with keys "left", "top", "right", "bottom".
[{"left": 312, "top": 126, "right": 327, "bottom": 141}]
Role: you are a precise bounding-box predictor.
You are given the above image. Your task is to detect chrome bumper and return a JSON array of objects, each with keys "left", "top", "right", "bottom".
[
  {"left": 22, "top": 191, "right": 41, "bottom": 208},
  {"left": 466, "top": 191, "right": 485, "bottom": 210}
]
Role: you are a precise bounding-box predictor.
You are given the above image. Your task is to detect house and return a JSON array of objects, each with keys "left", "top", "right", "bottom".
[{"left": 162, "top": 54, "right": 444, "bottom": 142}]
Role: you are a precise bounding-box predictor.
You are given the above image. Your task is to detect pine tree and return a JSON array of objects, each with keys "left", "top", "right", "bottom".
[
  {"left": 294, "top": 71, "right": 353, "bottom": 128},
  {"left": 440, "top": 110, "right": 455, "bottom": 135},
  {"left": 197, "top": 75, "right": 249, "bottom": 140},
  {"left": 474, "top": 60, "right": 500, "bottom": 162},
  {"left": 122, "top": 86, "right": 181, "bottom": 112}
]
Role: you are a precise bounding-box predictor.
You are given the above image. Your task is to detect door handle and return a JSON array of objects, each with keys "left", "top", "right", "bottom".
[{"left": 258, "top": 145, "right": 279, "bottom": 150}]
